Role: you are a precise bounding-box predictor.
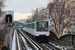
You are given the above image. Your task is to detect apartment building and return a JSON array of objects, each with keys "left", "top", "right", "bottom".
[
  {"left": 31, "top": 8, "right": 49, "bottom": 22},
  {"left": 48, "top": 0, "right": 67, "bottom": 36},
  {"left": 48, "top": 0, "right": 75, "bottom": 36},
  {"left": 64, "top": 0, "right": 75, "bottom": 34}
]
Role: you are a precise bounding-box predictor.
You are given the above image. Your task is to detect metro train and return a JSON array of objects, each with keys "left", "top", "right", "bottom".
[{"left": 22, "top": 20, "right": 49, "bottom": 42}]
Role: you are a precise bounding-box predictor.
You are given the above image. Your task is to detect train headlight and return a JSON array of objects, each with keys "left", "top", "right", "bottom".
[{"left": 46, "top": 34, "right": 49, "bottom": 36}]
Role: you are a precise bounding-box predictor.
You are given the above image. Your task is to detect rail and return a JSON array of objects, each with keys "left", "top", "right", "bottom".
[{"left": 18, "top": 29, "right": 44, "bottom": 50}]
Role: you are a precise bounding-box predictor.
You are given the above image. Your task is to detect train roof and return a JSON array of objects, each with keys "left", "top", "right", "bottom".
[{"left": 24, "top": 20, "right": 48, "bottom": 24}]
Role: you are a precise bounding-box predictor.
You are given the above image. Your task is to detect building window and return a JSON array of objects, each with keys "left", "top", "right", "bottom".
[
  {"left": 68, "top": 32, "right": 71, "bottom": 33},
  {"left": 73, "top": 15, "right": 75, "bottom": 17},
  {"left": 68, "top": 10, "right": 70, "bottom": 12},
  {"left": 65, "top": 31, "right": 66, "bottom": 33},
  {"left": 73, "top": 23, "right": 75, "bottom": 25},
  {"left": 73, "top": 7, "right": 75, "bottom": 9},
  {"left": 70, "top": 24, "right": 72, "bottom": 25},
  {"left": 73, "top": 32, "right": 75, "bottom": 33}
]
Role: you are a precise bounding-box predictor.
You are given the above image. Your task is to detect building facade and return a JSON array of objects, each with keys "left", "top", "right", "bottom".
[
  {"left": 64, "top": 0, "right": 75, "bottom": 34},
  {"left": 31, "top": 8, "right": 49, "bottom": 22},
  {"left": 48, "top": 0, "right": 75, "bottom": 36},
  {"left": 48, "top": 0, "right": 68, "bottom": 36}
]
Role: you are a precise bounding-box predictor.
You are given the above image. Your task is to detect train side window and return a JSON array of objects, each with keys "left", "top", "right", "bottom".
[{"left": 32, "top": 23, "right": 34, "bottom": 29}]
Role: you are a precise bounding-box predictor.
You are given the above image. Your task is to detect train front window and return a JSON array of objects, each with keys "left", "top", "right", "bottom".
[{"left": 37, "top": 21, "right": 48, "bottom": 31}]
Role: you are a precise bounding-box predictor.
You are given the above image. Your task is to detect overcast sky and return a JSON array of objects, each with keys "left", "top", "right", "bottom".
[{"left": 3, "top": 0, "right": 52, "bottom": 20}]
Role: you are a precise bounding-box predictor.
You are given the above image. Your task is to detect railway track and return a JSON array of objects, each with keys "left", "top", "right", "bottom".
[
  {"left": 21, "top": 29, "right": 68, "bottom": 50},
  {"left": 18, "top": 31, "right": 32, "bottom": 50},
  {"left": 40, "top": 42, "right": 62, "bottom": 50},
  {"left": 16, "top": 29, "right": 68, "bottom": 50},
  {"left": 17, "top": 29, "right": 44, "bottom": 50},
  {"left": 16, "top": 30, "right": 21, "bottom": 50},
  {"left": 40, "top": 43, "right": 55, "bottom": 50},
  {"left": 18, "top": 33, "right": 27, "bottom": 50}
]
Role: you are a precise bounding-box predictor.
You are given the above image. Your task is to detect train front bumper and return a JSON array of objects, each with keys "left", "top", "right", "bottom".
[{"left": 35, "top": 32, "right": 49, "bottom": 36}]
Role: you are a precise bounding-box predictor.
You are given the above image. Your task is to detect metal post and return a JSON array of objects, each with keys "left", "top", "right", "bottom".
[
  {"left": 7, "top": 16, "right": 12, "bottom": 50},
  {"left": 10, "top": 26, "right": 12, "bottom": 50},
  {"left": 8, "top": 24, "right": 12, "bottom": 50},
  {"left": 7, "top": 26, "right": 9, "bottom": 50}
]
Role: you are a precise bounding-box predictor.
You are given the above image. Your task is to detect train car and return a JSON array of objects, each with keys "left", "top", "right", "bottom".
[{"left": 22, "top": 20, "right": 49, "bottom": 42}]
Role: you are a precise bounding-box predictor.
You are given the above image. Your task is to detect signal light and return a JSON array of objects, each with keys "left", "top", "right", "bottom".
[{"left": 5, "top": 14, "right": 12, "bottom": 23}]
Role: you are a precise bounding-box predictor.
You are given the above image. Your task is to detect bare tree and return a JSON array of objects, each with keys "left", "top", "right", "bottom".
[
  {"left": 0, "top": 0, "right": 6, "bottom": 16},
  {"left": 31, "top": 8, "right": 39, "bottom": 22},
  {"left": 26, "top": 16, "right": 32, "bottom": 23},
  {"left": 31, "top": 8, "right": 48, "bottom": 22},
  {"left": 48, "top": 0, "right": 71, "bottom": 36}
]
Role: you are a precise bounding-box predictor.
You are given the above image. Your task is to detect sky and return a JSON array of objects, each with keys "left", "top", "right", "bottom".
[{"left": 3, "top": 0, "right": 52, "bottom": 20}]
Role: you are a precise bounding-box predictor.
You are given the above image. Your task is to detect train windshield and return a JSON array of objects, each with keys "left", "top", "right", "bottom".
[{"left": 37, "top": 21, "right": 48, "bottom": 31}]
